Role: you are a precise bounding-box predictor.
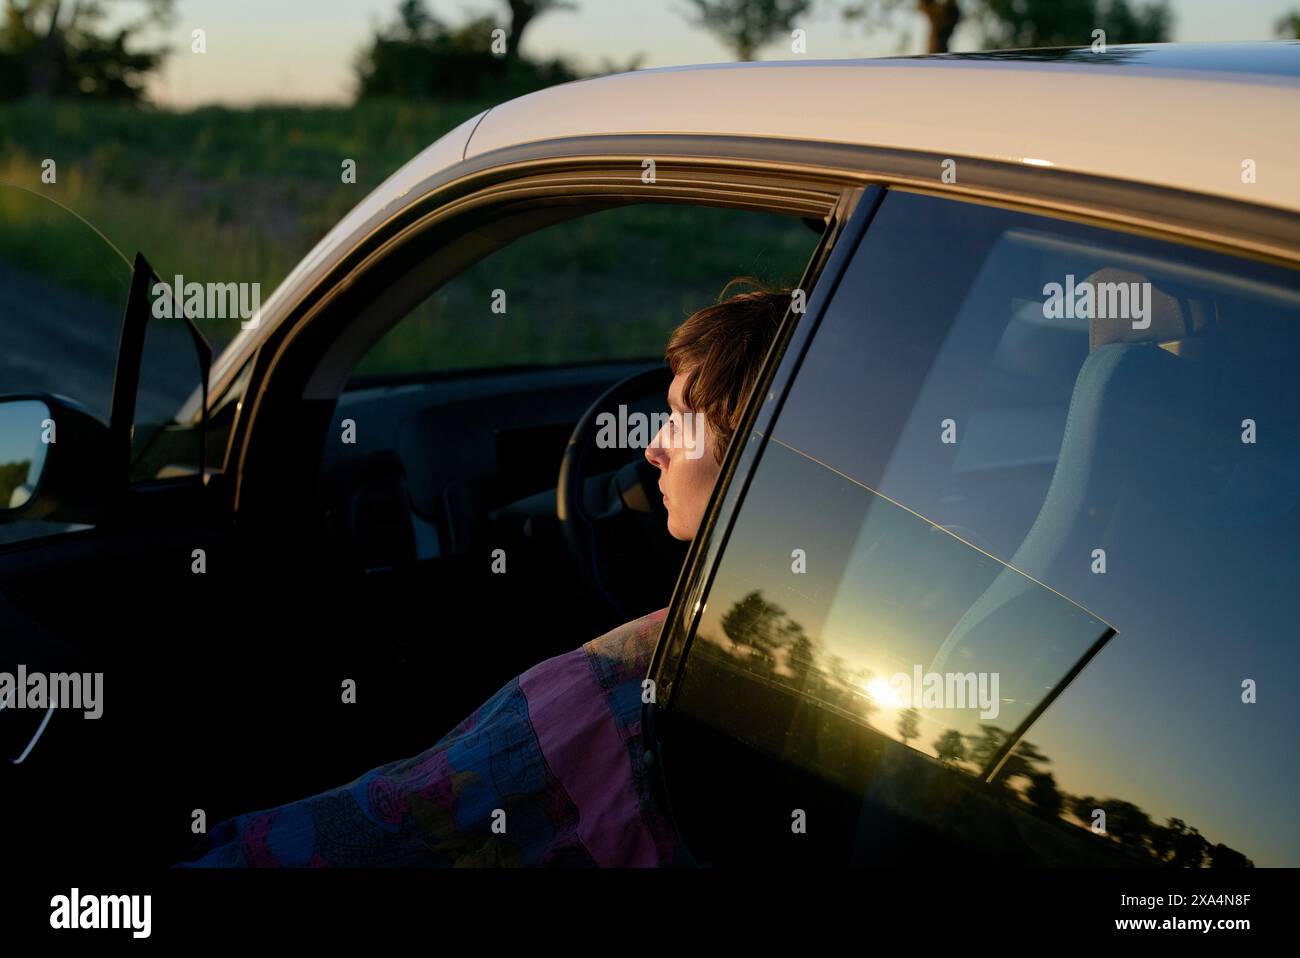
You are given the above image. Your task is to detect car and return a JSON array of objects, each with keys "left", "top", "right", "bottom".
[{"left": 1, "top": 42, "right": 1297, "bottom": 870}]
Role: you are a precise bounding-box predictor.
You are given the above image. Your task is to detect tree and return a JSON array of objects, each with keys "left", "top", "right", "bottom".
[
  {"left": 838, "top": 0, "right": 1171, "bottom": 55},
  {"left": 1100, "top": 798, "right": 1155, "bottom": 853},
  {"left": 1070, "top": 793, "right": 1104, "bottom": 829},
  {"left": 355, "top": 0, "right": 579, "bottom": 101},
  {"left": 896, "top": 707, "right": 920, "bottom": 746},
  {"left": 966, "top": 725, "right": 1005, "bottom": 768},
  {"left": 1207, "top": 842, "right": 1253, "bottom": 869},
  {"left": 0, "top": 0, "right": 175, "bottom": 101},
  {"left": 917, "top": 0, "right": 960, "bottom": 51},
  {"left": 1095, "top": 0, "right": 1172, "bottom": 42},
  {"left": 506, "top": 0, "right": 579, "bottom": 57},
  {"left": 720, "top": 589, "right": 787, "bottom": 655},
  {"left": 1074, "top": 796, "right": 1155, "bottom": 852},
  {"left": 1156, "top": 816, "right": 1208, "bottom": 867},
  {"left": 394, "top": 0, "right": 436, "bottom": 39},
  {"left": 786, "top": 632, "right": 818, "bottom": 688},
  {"left": 1000, "top": 738, "right": 1049, "bottom": 782},
  {"left": 933, "top": 728, "right": 966, "bottom": 764},
  {"left": 979, "top": 0, "right": 1171, "bottom": 49},
  {"left": 1025, "top": 771, "right": 1063, "bottom": 819},
  {"left": 966, "top": 725, "right": 1049, "bottom": 787},
  {"left": 679, "top": 0, "right": 814, "bottom": 61},
  {"left": 979, "top": 0, "right": 1097, "bottom": 48},
  {"left": 1277, "top": 10, "right": 1300, "bottom": 39},
  {"left": 842, "top": 0, "right": 960, "bottom": 54}
]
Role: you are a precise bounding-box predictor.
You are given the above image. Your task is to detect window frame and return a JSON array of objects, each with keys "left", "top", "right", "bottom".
[
  {"left": 219, "top": 133, "right": 1300, "bottom": 527},
  {"left": 224, "top": 158, "right": 863, "bottom": 526}
]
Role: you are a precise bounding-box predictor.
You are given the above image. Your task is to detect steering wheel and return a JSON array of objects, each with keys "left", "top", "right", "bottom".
[{"left": 557, "top": 366, "right": 688, "bottom": 623}]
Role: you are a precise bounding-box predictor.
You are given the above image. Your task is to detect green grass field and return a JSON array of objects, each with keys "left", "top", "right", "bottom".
[
  {"left": 1, "top": 97, "right": 817, "bottom": 369},
  {"left": 0, "top": 98, "right": 494, "bottom": 350}
]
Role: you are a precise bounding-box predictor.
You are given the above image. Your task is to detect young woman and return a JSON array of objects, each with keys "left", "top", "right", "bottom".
[{"left": 180, "top": 276, "right": 794, "bottom": 867}]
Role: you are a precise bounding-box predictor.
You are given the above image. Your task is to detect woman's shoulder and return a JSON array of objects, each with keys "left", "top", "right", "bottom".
[
  {"left": 517, "top": 605, "right": 669, "bottom": 736},
  {"left": 581, "top": 606, "right": 669, "bottom": 691}
]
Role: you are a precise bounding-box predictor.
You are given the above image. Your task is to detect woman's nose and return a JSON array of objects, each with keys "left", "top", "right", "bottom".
[{"left": 645, "top": 427, "right": 668, "bottom": 468}]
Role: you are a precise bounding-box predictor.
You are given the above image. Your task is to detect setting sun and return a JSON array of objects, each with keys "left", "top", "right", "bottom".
[{"left": 864, "top": 677, "right": 901, "bottom": 708}]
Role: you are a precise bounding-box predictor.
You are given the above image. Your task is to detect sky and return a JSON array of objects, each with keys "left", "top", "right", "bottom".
[{"left": 134, "top": 0, "right": 1300, "bottom": 107}]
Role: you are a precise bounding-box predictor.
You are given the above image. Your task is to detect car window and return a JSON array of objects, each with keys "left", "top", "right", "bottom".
[
  {"left": 129, "top": 351, "right": 247, "bottom": 483},
  {"left": 349, "top": 203, "right": 820, "bottom": 380},
  {"left": 658, "top": 189, "right": 1300, "bottom": 867}
]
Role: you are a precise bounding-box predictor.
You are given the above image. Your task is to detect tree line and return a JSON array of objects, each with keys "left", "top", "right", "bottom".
[{"left": 6, "top": 0, "right": 1299, "bottom": 105}]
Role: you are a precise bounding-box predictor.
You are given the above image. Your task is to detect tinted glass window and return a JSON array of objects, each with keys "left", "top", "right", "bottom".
[{"left": 660, "top": 189, "right": 1300, "bottom": 867}]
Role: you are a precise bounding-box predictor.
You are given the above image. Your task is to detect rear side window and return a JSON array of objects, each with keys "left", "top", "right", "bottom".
[{"left": 658, "top": 189, "right": 1300, "bottom": 867}]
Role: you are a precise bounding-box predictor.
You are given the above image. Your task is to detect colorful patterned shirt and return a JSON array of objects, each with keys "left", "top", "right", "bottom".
[{"left": 178, "top": 607, "right": 688, "bottom": 867}]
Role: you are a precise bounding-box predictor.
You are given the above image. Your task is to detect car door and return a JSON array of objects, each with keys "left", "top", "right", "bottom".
[
  {"left": 0, "top": 182, "right": 229, "bottom": 863},
  {"left": 645, "top": 186, "right": 1300, "bottom": 868}
]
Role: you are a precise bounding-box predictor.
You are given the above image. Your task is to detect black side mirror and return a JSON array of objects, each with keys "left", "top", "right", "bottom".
[{"left": 0, "top": 393, "right": 112, "bottom": 524}]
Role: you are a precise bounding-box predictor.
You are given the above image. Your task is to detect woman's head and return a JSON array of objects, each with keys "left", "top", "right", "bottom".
[{"left": 645, "top": 275, "right": 794, "bottom": 540}]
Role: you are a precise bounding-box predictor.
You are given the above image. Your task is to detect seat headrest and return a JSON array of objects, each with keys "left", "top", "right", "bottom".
[{"left": 1085, "top": 267, "right": 1188, "bottom": 350}]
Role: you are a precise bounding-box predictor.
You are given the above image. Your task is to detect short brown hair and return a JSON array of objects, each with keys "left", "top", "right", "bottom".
[{"left": 665, "top": 275, "right": 795, "bottom": 465}]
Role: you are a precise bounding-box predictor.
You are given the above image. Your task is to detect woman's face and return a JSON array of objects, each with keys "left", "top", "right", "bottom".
[{"left": 644, "top": 370, "right": 722, "bottom": 540}]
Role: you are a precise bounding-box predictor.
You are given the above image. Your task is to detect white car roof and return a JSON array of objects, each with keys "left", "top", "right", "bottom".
[
  {"left": 470, "top": 44, "right": 1300, "bottom": 212},
  {"left": 202, "top": 43, "right": 1300, "bottom": 403}
]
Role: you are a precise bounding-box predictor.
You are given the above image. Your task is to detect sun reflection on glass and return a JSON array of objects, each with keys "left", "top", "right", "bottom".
[{"left": 864, "top": 677, "right": 901, "bottom": 708}]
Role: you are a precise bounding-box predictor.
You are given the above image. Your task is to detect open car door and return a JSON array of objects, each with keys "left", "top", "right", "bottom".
[{"left": 0, "top": 182, "right": 214, "bottom": 865}]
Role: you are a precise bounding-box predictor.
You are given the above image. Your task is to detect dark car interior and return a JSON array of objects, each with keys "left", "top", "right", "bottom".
[{"left": 319, "top": 359, "right": 682, "bottom": 615}]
